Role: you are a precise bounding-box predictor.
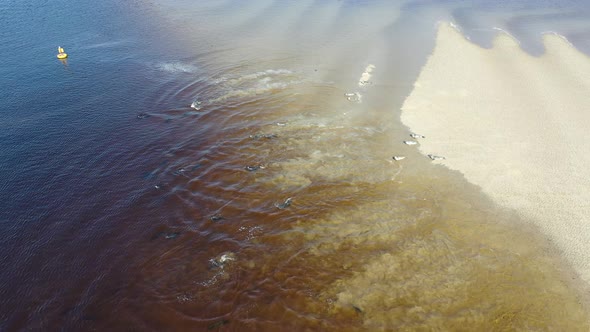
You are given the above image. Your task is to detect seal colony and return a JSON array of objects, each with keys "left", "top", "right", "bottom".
[{"left": 402, "top": 22, "right": 590, "bottom": 297}]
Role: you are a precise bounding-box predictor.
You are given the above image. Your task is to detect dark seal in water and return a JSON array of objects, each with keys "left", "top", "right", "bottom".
[{"left": 275, "top": 197, "right": 293, "bottom": 209}]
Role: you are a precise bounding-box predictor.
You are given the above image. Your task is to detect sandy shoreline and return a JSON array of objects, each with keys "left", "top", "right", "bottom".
[{"left": 402, "top": 23, "right": 590, "bottom": 285}]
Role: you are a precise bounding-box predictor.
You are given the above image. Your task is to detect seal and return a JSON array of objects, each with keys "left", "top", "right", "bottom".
[
  {"left": 209, "top": 252, "right": 236, "bottom": 269},
  {"left": 275, "top": 197, "right": 293, "bottom": 209},
  {"left": 245, "top": 165, "right": 265, "bottom": 172},
  {"left": 427, "top": 154, "right": 446, "bottom": 161},
  {"left": 190, "top": 100, "right": 202, "bottom": 110}
]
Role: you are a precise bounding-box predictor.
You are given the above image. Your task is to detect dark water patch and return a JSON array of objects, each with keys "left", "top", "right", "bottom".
[
  {"left": 208, "top": 319, "right": 230, "bottom": 330},
  {"left": 150, "top": 230, "right": 182, "bottom": 241}
]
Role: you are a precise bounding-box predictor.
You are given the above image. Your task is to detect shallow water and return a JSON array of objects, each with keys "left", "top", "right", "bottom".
[{"left": 2, "top": 0, "right": 590, "bottom": 330}]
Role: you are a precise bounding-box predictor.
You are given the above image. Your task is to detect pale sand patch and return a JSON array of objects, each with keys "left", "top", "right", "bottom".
[{"left": 402, "top": 23, "right": 590, "bottom": 283}]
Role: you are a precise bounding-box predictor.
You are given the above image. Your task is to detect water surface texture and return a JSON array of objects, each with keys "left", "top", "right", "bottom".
[{"left": 2, "top": 0, "right": 590, "bottom": 330}]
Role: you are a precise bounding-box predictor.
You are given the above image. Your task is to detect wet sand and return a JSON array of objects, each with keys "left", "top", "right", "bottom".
[{"left": 402, "top": 23, "right": 590, "bottom": 287}]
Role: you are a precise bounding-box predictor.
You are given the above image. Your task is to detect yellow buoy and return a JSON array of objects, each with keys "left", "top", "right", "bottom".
[{"left": 57, "top": 46, "right": 68, "bottom": 59}]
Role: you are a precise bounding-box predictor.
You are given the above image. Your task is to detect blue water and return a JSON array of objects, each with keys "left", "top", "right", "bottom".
[
  {"left": 0, "top": 0, "right": 192, "bottom": 328},
  {"left": 2, "top": 0, "right": 590, "bottom": 330}
]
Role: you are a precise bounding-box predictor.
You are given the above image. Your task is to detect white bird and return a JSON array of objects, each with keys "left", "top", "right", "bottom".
[
  {"left": 403, "top": 140, "right": 418, "bottom": 145},
  {"left": 392, "top": 156, "right": 406, "bottom": 161},
  {"left": 410, "top": 133, "right": 425, "bottom": 139}
]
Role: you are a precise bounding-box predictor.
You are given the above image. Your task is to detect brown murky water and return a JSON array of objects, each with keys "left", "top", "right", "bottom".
[
  {"left": 88, "top": 67, "right": 589, "bottom": 329},
  {"left": 86, "top": 1, "right": 590, "bottom": 330}
]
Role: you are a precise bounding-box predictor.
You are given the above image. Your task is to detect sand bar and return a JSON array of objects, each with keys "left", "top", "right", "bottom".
[{"left": 402, "top": 23, "right": 590, "bottom": 283}]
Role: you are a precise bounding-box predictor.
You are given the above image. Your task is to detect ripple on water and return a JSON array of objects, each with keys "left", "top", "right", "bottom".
[{"left": 117, "top": 65, "right": 590, "bottom": 330}]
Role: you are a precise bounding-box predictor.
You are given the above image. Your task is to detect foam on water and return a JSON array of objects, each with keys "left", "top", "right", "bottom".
[
  {"left": 155, "top": 61, "right": 199, "bottom": 74},
  {"left": 207, "top": 69, "right": 302, "bottom": 104},
  {"left": 226, "top": 69, "right": 293, "bottom": 85}
]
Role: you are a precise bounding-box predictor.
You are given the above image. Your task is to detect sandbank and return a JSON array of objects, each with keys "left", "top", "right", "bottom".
[{"left": 402, "top": 23, "right": 590, "bottom": 283}]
